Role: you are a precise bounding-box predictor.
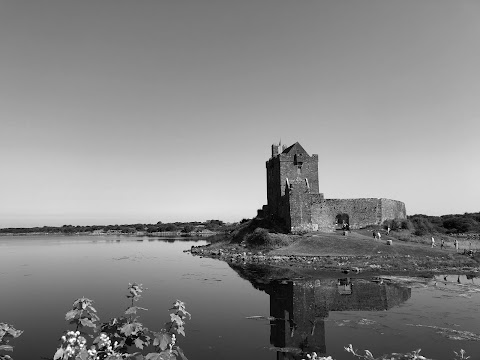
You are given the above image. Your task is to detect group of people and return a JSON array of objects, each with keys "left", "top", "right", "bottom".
[
  {"left": 431, "top": 236, "right": 460, "bottom": 252},
  {"left": 372, "top": 230, "right": 382, "bottom": 240}
]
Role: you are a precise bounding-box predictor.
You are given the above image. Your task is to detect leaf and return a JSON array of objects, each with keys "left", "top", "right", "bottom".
[
  {"left": 80, "top": 318, "right": 96, "bottom": 328},
  {"left": 145, "top": 352, "right": 176, "bottom": 360},
  {"left": 176, "top": 326, "right": 185, "bottom": 337},
  {"left": 126, "top": 355, "right": 145, "bottom": 360},
  {"left": 121, "top": 322, "right": 141, "bottom": 336},
  {"left": 145, "top": 353, "right": 162, "bottom": 360},
  {"left": 155, "top": 333, "right": 171, "bottom": 351},
  {"left": 105, "top": 356, "right": 123, "bottom": 360},
  {"left": 89, "top": 312, "right": 100, "bottom": 322},
  {"left": 134, "top": 338, "right": 145, "bottom": 350},
  {"left": 53, "top": 347, "right": 65, "bottom": 360},
  {"left": 364, "top": 350, "right": 374, "bottom": 359},
  {"left": 75, "top": 348, "right": 89, "bottom": 360},
  {"left": 0, "top": 345, "right": 13, "bottom": 352},
  {"left": 170, "top": 314, "right": 183, "bottom": 326},
  {"left": 65, "top": 309, "right": 80, "bottom": 321},
  {"left": 174, "top": 346, "right": 188, "bottom": 360},
  {"left": 125, "top": 307, "right": 138, "bottom": 315}
]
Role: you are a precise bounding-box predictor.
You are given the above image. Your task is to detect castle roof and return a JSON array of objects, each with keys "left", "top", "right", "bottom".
[{"left": 281, "top": 142, "right": 309, "bottom": 156}]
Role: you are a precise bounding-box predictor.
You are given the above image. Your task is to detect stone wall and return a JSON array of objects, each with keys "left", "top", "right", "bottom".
[
  {"left": 265, "top": 156, "right": 282, "bottom": 217},
  {"left": 380, "top": 198, "right": 407, "bottom": 222},
  {"left": 286, "top": 178, "right": 316, "bottom": 232},
  {"left": 279, "top": 153, "right": 319, "bottom": 196},
  {"left": 309, "top": 198, "right": 406, "bottom": 232}
]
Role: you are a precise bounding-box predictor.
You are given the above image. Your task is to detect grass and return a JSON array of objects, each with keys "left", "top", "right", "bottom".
[{"left": 268, "top": 230, "right": 463, "bottom": 257}]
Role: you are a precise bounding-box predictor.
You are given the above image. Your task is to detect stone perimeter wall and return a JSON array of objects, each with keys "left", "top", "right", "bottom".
[{"left": 290, "top": 197, "right": 406, "bottom": 233}]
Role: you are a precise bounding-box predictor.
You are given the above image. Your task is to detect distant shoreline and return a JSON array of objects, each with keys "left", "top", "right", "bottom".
[{"left": 0, "top": 231, "right": 217, "bottom": 237}]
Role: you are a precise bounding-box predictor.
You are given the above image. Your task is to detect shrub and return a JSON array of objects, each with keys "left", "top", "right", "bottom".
[
  {"left": 53, "top": 283, "right": 190, "bottom": 360},
  {"left": 0, "top": 322, "right": 23, "bottom": 359},
  {"left": 410, "top": 216, "right": 435, "bottom": 236},
  {"left": 245, "top": 228, "right": 271, "bottom": 247},
  {"left": 267, "top": 233, "right": 294, "bottom": 248},
  {"left": 443, "top": 217, "right": 474, "bottom": 233},
  {"left": 383, "top": 219, "right": 401, "bottom": 231},
  {"left": 401, "top": 219, "right": 414, "bottom": 230}
]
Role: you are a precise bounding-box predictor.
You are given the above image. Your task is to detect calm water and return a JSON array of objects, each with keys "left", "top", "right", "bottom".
[{"left": 0, "top": 235, "right": 479, "bottom": 360}]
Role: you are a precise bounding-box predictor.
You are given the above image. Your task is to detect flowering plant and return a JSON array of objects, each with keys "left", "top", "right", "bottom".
[
  {"left": 0, "top": 323, "right": 23, "bottom": 360},
  {"left": 53, "top": 283, "right": 190, "bottom": 360}
]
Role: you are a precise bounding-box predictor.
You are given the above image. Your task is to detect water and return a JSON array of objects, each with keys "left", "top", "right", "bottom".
[{"left": 0, "top": 235, "right": 479, "bottom": 360}]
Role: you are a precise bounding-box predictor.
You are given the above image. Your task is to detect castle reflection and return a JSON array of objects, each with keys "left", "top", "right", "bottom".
[{"left": 231, "top": 266, "right": 411, "bottom": 359}]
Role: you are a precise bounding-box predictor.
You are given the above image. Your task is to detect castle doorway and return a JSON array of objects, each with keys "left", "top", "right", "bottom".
[{"left": 336, "top": 213, "right": 349, "bottom": 230}]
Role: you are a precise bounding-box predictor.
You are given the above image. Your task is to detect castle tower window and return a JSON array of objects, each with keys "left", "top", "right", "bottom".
[{"left": 294, "top": 154, "right": 304, "bottom": 166}]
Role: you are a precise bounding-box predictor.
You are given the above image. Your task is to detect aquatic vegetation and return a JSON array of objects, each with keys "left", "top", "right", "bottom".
[
  {"left": 406, "top": 324, "right": 480, "bottom": 341},
  {"left": 344, "top": 344, "right": 429, "bottom": 359},
  {"left": 53, "top": 282, "right": 190, "bottom": 360},
  {"left": 343, "top": 344, "right": 470, "bottom": 360}
]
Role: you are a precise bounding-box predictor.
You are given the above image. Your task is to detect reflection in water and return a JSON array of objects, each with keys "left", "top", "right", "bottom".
[{"left": 232, "top": 266, "right": 411, "bottom": 359}]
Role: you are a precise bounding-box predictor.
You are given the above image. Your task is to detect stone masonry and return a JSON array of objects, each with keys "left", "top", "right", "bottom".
[{"left": 260, "top": 142, "right": 407, "bottom": 233}]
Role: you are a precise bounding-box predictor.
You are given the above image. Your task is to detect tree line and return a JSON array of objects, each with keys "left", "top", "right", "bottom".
[
  {"left": 0, "top": 219, "right": 245, "bottom": 235},
  {"left": 384, "top": 212, "right": 480, "bottom": 236}
]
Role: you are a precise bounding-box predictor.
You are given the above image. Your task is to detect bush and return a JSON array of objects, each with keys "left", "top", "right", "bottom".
[
  {"left": 410, "top": 216, "right": 435, "bottom": 236},
  {"left": 245, "top": 228, "right": 271, "bottom": 247},
  {"left": 53, "top": 283, "right": 190, "bottom": 360},
  {"left": 443, "top": 217, "right": 474, "bottom": 233},
  {"left": 383, "top": 219, "right": 400, "bottom": 231},
  {"left": 401, "top": 219, "right": 414, "bottom": 230},
  {"left": 267, "top": 233, "right": 294, "bottom": 248},
  {"left": 244, "top": 228, "right": 293, "bottom": 249}
]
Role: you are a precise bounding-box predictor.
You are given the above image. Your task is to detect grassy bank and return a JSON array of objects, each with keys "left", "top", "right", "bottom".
[{"left": 195, "top": 220, "right": 480, "bottom": 275}]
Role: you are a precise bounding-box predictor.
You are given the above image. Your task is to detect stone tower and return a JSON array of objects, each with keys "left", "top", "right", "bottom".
[{"left": 265, "top": 142, "right": 322, "bottom": 229}]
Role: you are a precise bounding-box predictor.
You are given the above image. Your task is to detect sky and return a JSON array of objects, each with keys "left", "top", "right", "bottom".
[{"left": 1, "top": 0, "right": 479, "bottom": 228}]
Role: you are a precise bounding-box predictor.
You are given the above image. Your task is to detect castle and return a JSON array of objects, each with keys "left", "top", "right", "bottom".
[{"left": 259, "top": 142, "right": 406, "bottom": 233}]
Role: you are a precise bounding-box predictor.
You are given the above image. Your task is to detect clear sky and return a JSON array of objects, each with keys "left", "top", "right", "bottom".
[{"left": 1, "top": 0, "right": 479, "bottom": 228}]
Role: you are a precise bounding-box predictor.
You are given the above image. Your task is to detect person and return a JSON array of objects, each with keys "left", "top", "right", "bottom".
[
  {"left": 431, "top": 237, "right": 436, "bottom": 248},
  {"left": 372, "top": 230, "right": 376, "bottom": 240},
  {"left": 441, "top": 239, "right": 445, "bottom": 249},
  {"left": 454, "top": 239, "right": 459, "bottom": 253},
  {"left": 386, "top": 227, "right": 390, "bottom": 235},
  {"left": 377, "top": 232, "right": 381, "bottom": 241}
]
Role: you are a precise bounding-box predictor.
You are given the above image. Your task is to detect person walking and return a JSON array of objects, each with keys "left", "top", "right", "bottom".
[
  {"left": 431, "top": 237, "right": 436, "bottom": 248},
  {"left": 441, "top": 239, "right": 445, "bottom": 249}
]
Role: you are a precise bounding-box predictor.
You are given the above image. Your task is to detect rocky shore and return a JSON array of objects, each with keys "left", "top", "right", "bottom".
[{"left": 187, "top": 242, "right": 480, "bottom": 276}]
